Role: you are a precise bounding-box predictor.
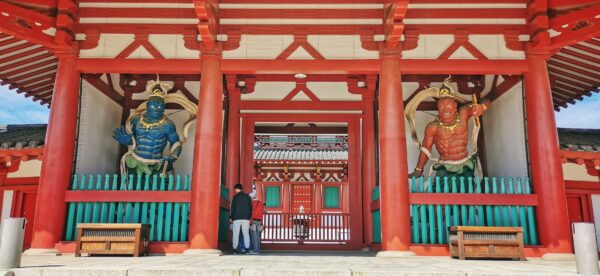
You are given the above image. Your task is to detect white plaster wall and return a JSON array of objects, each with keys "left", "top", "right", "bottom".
[
  {"left": 6, "top": 160, "right": 41, "bottom": 178},
  {"left": 75, "top": 81, "right": 123, "bottom": 174},
  {"left": 481, "top": 80, "right": 529, "bottom": 178},
  {"left": 592, "top": 195, "right": 600, "bottom": 251},
  {"left": 563, "top": 163, "right": 600, "bottom": 182},
  {"left": 1, "top": 190, "right": 13, "bottom": 220}
]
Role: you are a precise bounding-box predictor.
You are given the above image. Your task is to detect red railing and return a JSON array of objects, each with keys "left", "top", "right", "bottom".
[{"left": 262, "top": 213, "right": 350, "bottom": 244}]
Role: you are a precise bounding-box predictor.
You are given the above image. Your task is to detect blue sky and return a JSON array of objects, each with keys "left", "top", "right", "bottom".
[
  {"left": 0, "top": 85, "right": 599, "bottom": 128},
  {"left": 0, "top": 86, "right": 51, "bottom": 124}
]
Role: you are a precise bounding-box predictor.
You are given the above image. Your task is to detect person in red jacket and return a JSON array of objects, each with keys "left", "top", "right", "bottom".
[{"left": 249, "top": 191, "right": 265, "bottom": 254}]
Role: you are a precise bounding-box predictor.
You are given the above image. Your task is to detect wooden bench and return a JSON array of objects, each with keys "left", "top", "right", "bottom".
[
  {"left": 449, "top": 226, "right": 525, "bottom": 260},
  {"left": 75, "top": 223, "right": 150, "bottom": 257}
]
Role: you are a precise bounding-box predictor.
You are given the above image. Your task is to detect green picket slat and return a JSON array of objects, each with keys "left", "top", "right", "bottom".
[
  {"left": 149, "top": 175, "right": 158, "bottom": 241},
  {"left": 65, "top": 175, "right": 78, "bottom": 240},
  {"left": 133, "top": 175, "right": 143, "bottom": 223},
  {"left": 475, "top": 177, "right": 485, "bottom": 226},
  {"left": 508, "top": 178, "right": 518, "bottom": 227},
  {"left": 157, "top": 176, "right": 166, "bottom": 241},
  {"left": 451, "top": 178, "right": 459, "bottom": 226},
  {"left": 435, "top": 177, "right": 444, "bottom": 244},
  {"left": 92, "top": 176, "right": 102, "bottom": 223},
  {"left": 83, "top": 175, "right": 94, "bottom": 223},
  {"left": 419, "top": 177, "right": 427, "bottom": 244},
  {"left": 108, "top": 175, "right": 118, "bottom": 223},
  {"left": 100, "top": 175, "right": 111, "bottom": 223},
  {"left": 164, "top": 175, "right": 174, "bottom": 241},
  {"left": 410, "top": 177, "right": 419, "bottom": 243},
  {"left": 500, "top": 178, "right": 509, "bottom": 226},
  {"left": 516, "top": 177, "right": 529, "bottom": 244},
  {"left": 467, "top": 177, "right": 475, "bottom": 226},
  {"left": 427, "top": 177, "right": 435, "bottom": 243},
  {"left": 141, "top": 175, "right": 150, "bottom": 224},
  {"left": 443, "top": 177, "right": 451, "bottom": 241},
  {"left": 76, "top": 175, "right": 86, "bottom": 231},
  {"left": 525, "top": 178, "right": 538, "bottom": 245},
  {"left": 492, "top": 177, "right": 501, "bottom": 226},
  {"left": 173, "top": 175, "right": 182, "bottom": 241},
  {"left": 180, "top": 176, "right": 190, "bottom": 241},
  {"left": 459, "top": 177, "right": 467, "bottom": 226},
  {"left": 124, "top": 176, "right": 134, "bottom": 223},
  {"left": 484, "top": 177, "right": 493, "bottom": 226},
  {"left": 180, "top": 203, "right": 189, "bottom": 241}
]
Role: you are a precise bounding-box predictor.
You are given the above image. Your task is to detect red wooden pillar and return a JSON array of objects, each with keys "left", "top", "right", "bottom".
[
  {"left": 362, "top": 76, "right": 377, "bottom": 247},
  {"left": 27, "top": 53, "right": 79, "bottom": 253},
  {"left": 225, "top": 75, "right": 241, "bottom": 198},
  {"left": 186, "top": 53, "right": 223, "bottom": 254},
  {"left": 525, "top": 53, "right": 573, "bottom": 254},
  {"left": 377, "top": 52, "right": 413, "bottom": 256}
]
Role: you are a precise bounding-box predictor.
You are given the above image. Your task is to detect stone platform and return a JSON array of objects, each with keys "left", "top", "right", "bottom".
[{"left": 2, "top": 252, "right": 584, "bottom": 276}]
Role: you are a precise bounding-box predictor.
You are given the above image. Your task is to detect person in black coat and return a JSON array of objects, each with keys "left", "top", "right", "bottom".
[{"left": 230, "top": 183, "right": 252, "bottom": 254}]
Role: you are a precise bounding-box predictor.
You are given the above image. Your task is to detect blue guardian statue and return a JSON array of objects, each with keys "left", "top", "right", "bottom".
[{"left": 113, "top": 79, "right": 197, "bottom": 176}]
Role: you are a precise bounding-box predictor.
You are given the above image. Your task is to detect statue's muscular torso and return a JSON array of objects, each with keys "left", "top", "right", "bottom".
[
  {"left": 131, "top": 115, "right": 178, "bottom": 160},
  {"left": 425, "top": 108, "right": 470, "bottom": 161}
]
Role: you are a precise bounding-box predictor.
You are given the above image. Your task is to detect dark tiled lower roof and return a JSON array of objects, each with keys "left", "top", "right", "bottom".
[
  {"left": 254, "top": 149, "right": 348, "bottom": 161},
  {"left": 558, "top": 128, "right": 600, "bottom": 152},
  {"left": 0, "top": 124, "right": 47, "bottom": 149}
]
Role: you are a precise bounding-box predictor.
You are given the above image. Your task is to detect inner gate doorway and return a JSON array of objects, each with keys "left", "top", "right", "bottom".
[{"left": 240, "top": 114, "right": 363, "bottom": 251}]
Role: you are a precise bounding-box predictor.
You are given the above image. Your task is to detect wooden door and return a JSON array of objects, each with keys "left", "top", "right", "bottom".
[
  {"left": 291, "top": 184, "right": 313, "bottom": 213},
  {"left": 12, "top": 190, "right": 37, "bottom": 248}
]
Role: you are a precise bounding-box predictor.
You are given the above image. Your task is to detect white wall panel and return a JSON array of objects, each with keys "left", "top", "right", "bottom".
[
  {"left": 79, "top": 34, "right": 135, "bottom": 58},
  {"left": 1, "top": 190, "right": 13, "bottom": 220},
  {"left": 481, "top": 81, "right": 529, "bottom": 178},
  {"left": 75, "top": 81, "right": 123, "bottom": 174},
  {"left": 242, "top": 82, "right": 295, "bottom": 101},
  {"left": 563, "top": 163, "right": 600, "bottom": 182},
  {"left": 307, "top": 82, "right": 361, "bottom": 101},
  {"left": 6, "top": 160, "right": 41, "bottom": 178}
]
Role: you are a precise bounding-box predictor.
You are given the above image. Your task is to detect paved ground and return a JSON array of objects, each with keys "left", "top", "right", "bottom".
[{"left": 1, "top": 252, "right": 588, "bottom": 276}]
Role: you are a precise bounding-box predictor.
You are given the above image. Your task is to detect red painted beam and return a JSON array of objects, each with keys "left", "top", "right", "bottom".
[
  {"left": 64, "top": 191, "right": 191, "bottom": 202},
  {"left": 75, "top": 58, "right": 529, "bottom": 75},
  {"left": 240, "top": 101, "right": 362, "bottom": 111},
  {"left": 401, "top": 59, "right": 528, "bottom": 74},
  {"left": 410, "top": 193, "right": 538, "bottom": 206},
  {"left": 552, "top": 54, "right": 600, "bottom": 72}
]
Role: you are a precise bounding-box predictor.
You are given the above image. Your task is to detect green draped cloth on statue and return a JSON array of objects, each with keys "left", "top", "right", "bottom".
[{"left": 432, "top": 155, "right": 477, "bottom": 179}]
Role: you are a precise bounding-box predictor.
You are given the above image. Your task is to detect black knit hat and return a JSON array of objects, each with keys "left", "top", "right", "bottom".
[{"left": 234, "top": 183, "right": 243, "bottom": 190}]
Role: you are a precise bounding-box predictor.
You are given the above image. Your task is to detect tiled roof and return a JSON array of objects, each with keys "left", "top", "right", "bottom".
[
  {"left": 558, "top": 128, "right": 600, "bottom": 152},
  {"left": 254, "top": 149, "right": 348, "bottom": 161},
  {"left": 0, "top": 124, "right": 47, "bottom": 150}
]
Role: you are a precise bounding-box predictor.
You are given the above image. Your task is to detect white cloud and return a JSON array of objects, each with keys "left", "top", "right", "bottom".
[{"left": 555, "top": 92, "right": 600, "bottom": 129}]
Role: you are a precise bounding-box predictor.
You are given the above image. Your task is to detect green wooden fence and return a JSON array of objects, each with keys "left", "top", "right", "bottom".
[
  {"left": 372, "top": 176, "right": 538, "bottom": 246},
  {"left": 64, "top": 174, "right": 191, "bottom": 242}
]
